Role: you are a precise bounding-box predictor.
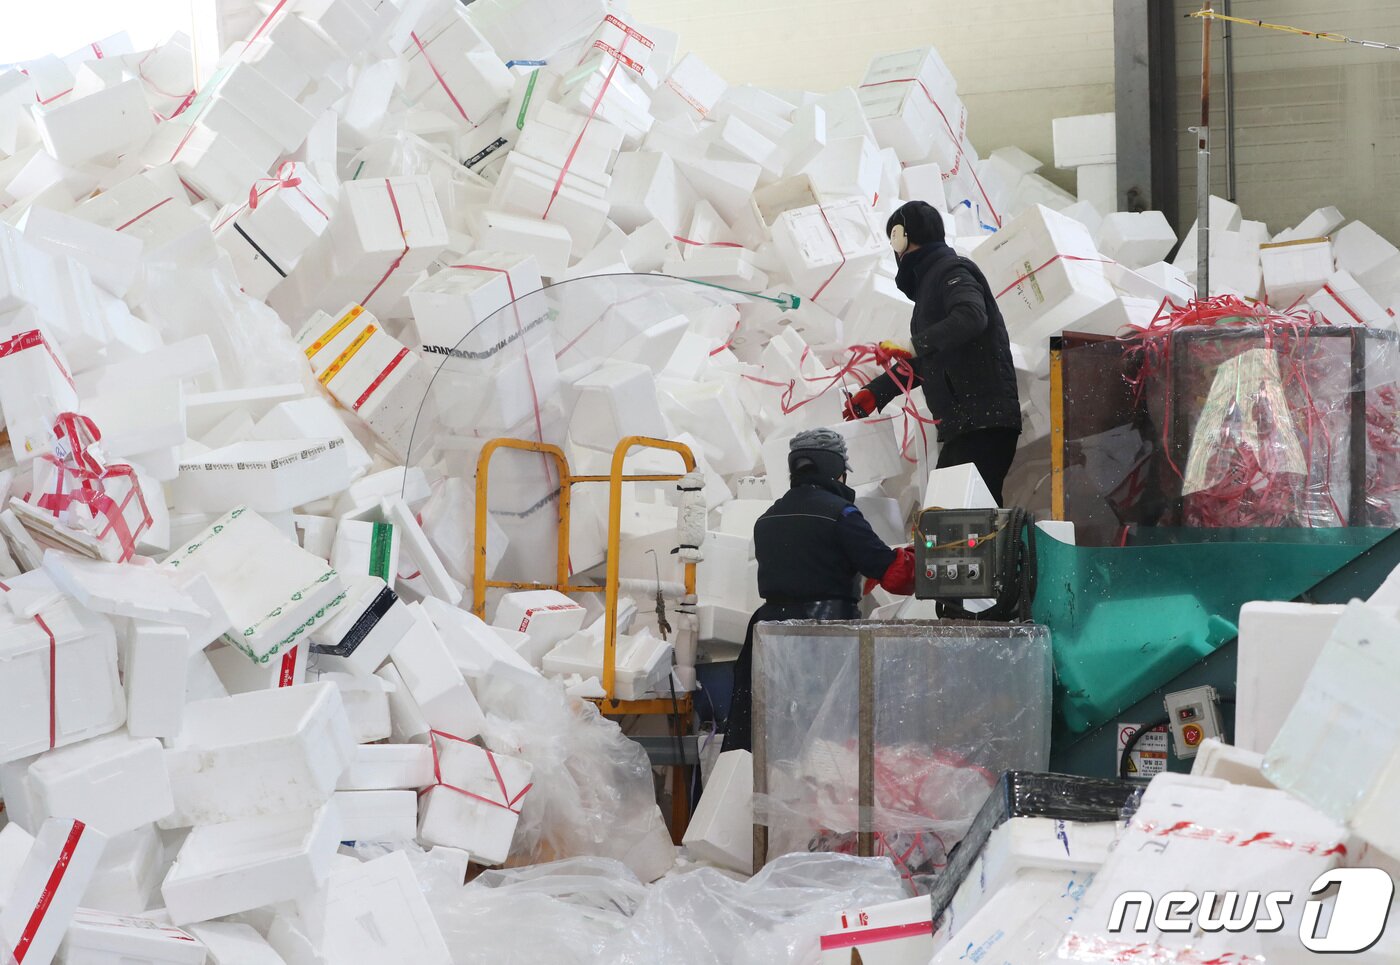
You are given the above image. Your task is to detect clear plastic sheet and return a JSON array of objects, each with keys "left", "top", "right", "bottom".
[
  {"left": 429, "top": 857, "right": 648, "bottom": 965},
  {"left": 753, "top": 621, "right": 1053, "bottom": 888},
  {"left": 473, "top": 671, "right": 677, "bottom": 883},
  {"left": 427, "top": 853, "right": 905, "bottom": 965}
]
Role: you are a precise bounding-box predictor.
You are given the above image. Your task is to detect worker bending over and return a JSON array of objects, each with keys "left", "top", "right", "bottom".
[
  {"left": 844, "top": 200, "right": 1022, "bottom": 505},
  {"left": 722, "top": 429, "right": 914, "bottom": 753}
]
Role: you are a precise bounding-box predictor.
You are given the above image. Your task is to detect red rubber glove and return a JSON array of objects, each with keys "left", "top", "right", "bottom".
[
  {"left": 863, "top": 546, "right": 917, "bottom": 597},
  {"left": 843, "top": 387, "right": 877, "bottom": 422}
]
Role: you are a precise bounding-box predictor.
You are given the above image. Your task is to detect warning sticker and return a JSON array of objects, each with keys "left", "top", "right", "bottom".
[{"left": 1117, "top": 722, "right": 1169, "bottom": 778}]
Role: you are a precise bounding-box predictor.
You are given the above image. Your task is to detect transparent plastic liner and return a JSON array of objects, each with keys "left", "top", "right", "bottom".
[
  {"left": 426, "top": 852, "right": 906, "bottom": 965},
  {"left": 753, "top": 621, "right": 1053, "bottom": 886}
]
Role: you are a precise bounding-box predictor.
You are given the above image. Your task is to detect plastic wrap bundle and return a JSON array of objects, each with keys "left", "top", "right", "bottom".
[
  {"left": 752, "top": 620, "right": 1053, "bottom": 891},
  {"left": 1122, "top": 296, "right": 1400, "bottom": 530},
  {"left": 473, "top": 671, "right": 677, "bottom": 883}
]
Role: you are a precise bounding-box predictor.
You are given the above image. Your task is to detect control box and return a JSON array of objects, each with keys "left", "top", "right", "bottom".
[
  {"left": 1163, "top": 685, "right": 1223, "bottom": 758},
  {"left": 914, "top": 508, "right": 1011, "bottom": 600}
]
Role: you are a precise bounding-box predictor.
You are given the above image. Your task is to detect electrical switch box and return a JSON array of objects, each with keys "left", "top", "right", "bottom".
[
  {"left": 1163, "top": 685, "right": 1223, "bottom": 758},
  {"left": 914, "top": 508, "right": 1012, "bottom": 600}
]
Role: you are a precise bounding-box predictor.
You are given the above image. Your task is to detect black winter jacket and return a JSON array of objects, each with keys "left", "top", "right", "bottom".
[
  {"left": 754, "top": 475, "right": 896, "bottom": 604},
  {"left": 865, "top": 242, "right": 1021, "bottom": 441}
]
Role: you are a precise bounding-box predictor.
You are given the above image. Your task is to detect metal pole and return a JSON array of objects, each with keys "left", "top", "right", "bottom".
[
  {"left": 1222, "top": 0, "right": 1237, "bottom": 202},
  {"left": 857, "top": 627, "right": 875, "bottom": 858},
  {"left": 1196, "top": 1, "right": 1214, "bottom": 300}
]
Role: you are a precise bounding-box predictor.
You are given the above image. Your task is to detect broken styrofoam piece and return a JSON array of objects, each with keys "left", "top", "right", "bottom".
[{"left": 163, "top": 681, "right": 356, "bottom": 827}]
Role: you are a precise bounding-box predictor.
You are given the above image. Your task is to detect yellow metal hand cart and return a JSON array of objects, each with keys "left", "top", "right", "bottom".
[{"left": 472, "top": 434, "right": 700, "bottom": 839}]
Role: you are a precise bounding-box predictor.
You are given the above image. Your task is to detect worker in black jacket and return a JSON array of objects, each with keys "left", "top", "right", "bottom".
[
  {"left": 844, "top": 200, "right": 1022, "bottom": 505},
  {"left": 721, "top": 429, "right": 915, "bottom": 753}
]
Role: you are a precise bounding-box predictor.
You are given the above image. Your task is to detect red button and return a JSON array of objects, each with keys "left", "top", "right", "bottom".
[{"left": 1183, "top": 724, "right": 1203, "bottom": 746}]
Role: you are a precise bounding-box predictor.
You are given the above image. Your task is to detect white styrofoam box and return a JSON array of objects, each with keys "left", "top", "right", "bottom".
[
  {"left": 331, "top": 519, "right": 400, "bottom": 584},
  {"left": 389, "top": 603, "right": 486, "bottom": 741},
  {"left": 682, "top": 749, "right": 751, "bottom": 874},
  {"left": 188, "top": 921, "right": 284, "bottom": 965},
  {"left": 671, "top": 154, "right": 761, "bottom": 235},
  {"left": 696, "top": 531, "right": 760, "bottom": 613},
  {"left": 1274, "top": 205, "right": 1345, "bottom": 243},
  {"left": 206, "top": 636, "right": 311, "bottom": 694},
  {"left": 924, "top": 464, "right": 996, "bottom": 510},
  {"left": 1075, "top": 162, "right": 1116, "bottom": 217},
  {"left": 79, "top": 823, "right": 163, "bottom": 915},
  {"left": 166, "top": 125, "right": 266, "bottom": 208},
  {"left": 1064, "top": 774, "right": 1347, "bottom": 962},
  {"left": 899, "top": 162, "right": 946, "bottom": 213},
  {"left": 21, "top": 205, "right": 142, "bottom": 299},
  {"left": 1308, "top": 268, "right": 1392, "bottom": 328},
  {"left": 653, "top": 52, "right": 726, "bottom": 121},
  {"left": 656, "top": 378, "right": 762, "bottom": 477},
  {"left": 0, "top": 823, "right": 35, "bottom": 908},
  {"left": 1171, "top": 195, "right": 1246, "bottom": 272},
  {"left": 336, "top": 743, "right": 436, "bottom": 791},
  {"left": 0, "top": 818, "right": 107, "bottom": 965},
  {"left": 491, "top": 589, "right": 586, "bottom": 666},
  {"left": 420, "top": 596, "right": 540, "bottom": 689},
  {"left": 1052, "top": 112, "right": 1115, "bottom": 168},
  {"left": 213, "top": 62, "right": 316, "bottom": 153},
  {"left": 858, "top": 79, "right": 941, "bottom": 166},
  {"left": 1036, "top": 520, "right": 1075, "bottom": 544},
  {"left": 1334, "top": 220, "right": 1400, "bottom": 293},
  {"left": 173, "top": 438, "right": 352, "bottom": 514},
  {"left": 384, "top": 495, "right": 463, "bottom": 607},
  {"left": 1262, "top": 602, "right": 1400, "bottom": 858},
  {"left": 160, "top": 802, "right": 342, "bottom": 925},
  {"left": 320, "top": 671, "right": 391, "bottom": 743},
  {"left": 821, "top": 895, "right": 935, "bottom": 965},
  {"left": 27, "top": 732, "right": 172, "bottom": 838},
  {"left": 607, "top": 151, "right": 696, "bottom": 236},
  {"left": 567, "top": 361, "right": 669, "bottom": 453},
  {"left": 945, "top": 816, "right": 1117, "bottom": 935},
  {"left": 402, "top": 8, "right": 511, "bottom": 126},
  {"left": 1095, "top": 211, "right": 1176, "bottom": 270},
  {"left": 161, "top": 507, "right": 345, "bottom": 665},
  {"left": 377, "top": 664, "right": 430, "bottom": 745},
  {"left": 0, "top": 756, "right": 40, "bottom": 835},
  {"left": 163, "top": 681, "right": 355, "bottom": 827},
  {"left": 302, "top": 850, "right": 451, "bottom": 965},
  {"left": 30, "top": 78, "right": 154, "bottom": 166},
  {"left": 470, "top": 208, "right": 572, "bottom": 279},
  {"left": 333, "top": 790, "right": 418, "bottom": 842},
  {"left": 408, "top": 250, "right": 541, "bottom": 349},
  {"left": 971, "top": 204, "right": 1116, "bottom": 359},
  {"left": 75, "top": 378, "right": 185, "bottom": 462},
  {"left": 0, "top": 320, "right": 79, "bottom": 463},
  {"left": 0, "top": 597, "right": 124, "bottom": 765},
  {"left": 57, "top": 909, "right": 206, "bottom": 964},
  {"left": 416, "top": 734, "right": 531, "bottom": 865},
  {"left": 1190, "top": 737, "right": 1272, "bottom": 789},
  {"left": 1069, "top": 294, "right": 1158, "bottom": 339},
  {"left": 542, "top": 628, "right": 671, "bottom": 701},
  {"left": 771, "top": 198, "right": 885, "bottom": 308},
  {"left": 516, "top": 100, "right": 624, "bottom": 185},
  {"left": 252, "top": 397, "right": 371, "bottom": 483},
  {"left": 830, "top": 419, "right": 903, "bottom": 490},
  {"left": 39, "top": 552, "right": 202, "bottom": 626},
  {"left": 1259, "top": 238, "right": 1334, "bottom": 309},
  {"left": 213, "top": 170, "right": 336, "bottom": 300},
  {"left": 930, "top": 870, "right": 1091, "bottom": 965},
  {"left": 1237, "top": 601, "right": 1346, "bottom": 755},
  {"left": 709, "top": 111, "right": 778, "bottom": 174},
  {"left": 804, "top": 135, "right": 882, "bottom": 208},
  {"left": 273, "top": 174, "right": 449, "bottom": 319}
]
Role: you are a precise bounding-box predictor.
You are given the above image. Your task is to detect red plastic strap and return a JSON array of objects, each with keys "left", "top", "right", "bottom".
[
  {"left": 361, "top": 179, "right": 409, "bottom": 308},
  {"left": 0, "top": 329, "right": 75, "bottom": 390},
  {"left": 34, "top": 612, "right": 57, "bottom": 749},
  {"left": 243, "top": 0, "right": 288, "bottom": 50},
  {"left": 410, "top": 30, "right": 473, "bottom": 124},
  {"left": 35, "top": 87, "right": 73, "bottom": 106},
  {"left": 11, "top": 820, "right": 86, "bottom": 962},
  {"left": 709, "top": 318, "right": 743, "bottom": 357},
  {"left": 91, "top": 42, "right": 104, "bottom": 60},
  {"left": 353, "top": 347, "right": 409, "bottom": 411},
  {"left": 858, "top": 77, "right": 1002, "bottom": 228},
  {"left": 994, "top": 253, "right": 1116, "bottom": 300},
  {"left": 819, "top": 920, "right": 931, "bottom": 952},
  {"left": 811, "top": 203, "right": 847, "bottom": 302},
  {"left": 673, "top": 235, "right": 744, "bottom": 249},
  {"left": 114, "top": 196, "right": 174, "bottom": 232},
  {"left": 1320, "top": 283, "right": 1366, "bottom": 326},
  {"left": 423, "top": 730, "right": 533, "bottom": 815},
  {"left": 212, "top": 161, "right": 329, "bottom": 233},
  {"left": 34, "top": 414, "right": 153, "bottom": 562}
]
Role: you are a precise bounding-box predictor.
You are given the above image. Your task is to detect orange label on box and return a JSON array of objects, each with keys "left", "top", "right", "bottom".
[
  {"left": 305, "top": 305, "right": 364, "bottom": 361},
  {"left": 318, "top": 324, "right": 376, "bottom": 387}
]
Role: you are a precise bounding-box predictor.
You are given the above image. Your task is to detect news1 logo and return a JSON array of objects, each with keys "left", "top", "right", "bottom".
[{"left": 1108, "top": 869, "right": 1395, "bottom": 953}]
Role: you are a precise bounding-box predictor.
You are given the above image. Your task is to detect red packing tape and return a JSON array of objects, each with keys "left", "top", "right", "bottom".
[
  {"left": 361, "top": 179, "right": 409, "bottom": 309},
  {"left": 421, "top": 730, "right": 533, "bottom": 816},
  {"left": 411, "top": 30, "right": 473, "bottom": 124},
  {"left": 11, "top": 820, "right": 86, "bottom": 962}
]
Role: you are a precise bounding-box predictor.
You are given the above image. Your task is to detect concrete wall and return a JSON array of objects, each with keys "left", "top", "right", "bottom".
[
  {"left": 1175, "top": 0, "right": 1400, "bottom": 242},
  {"left": 626, "top": 0, "right": 1117, "bottom": 195}
]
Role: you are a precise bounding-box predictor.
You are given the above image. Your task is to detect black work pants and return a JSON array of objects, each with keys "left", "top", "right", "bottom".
[
  {"left": 719, "top": 599, "right": 861, "bottom": 754},
  {"left": 936, "top": 427, "right": 1021, "bottom": 506}
]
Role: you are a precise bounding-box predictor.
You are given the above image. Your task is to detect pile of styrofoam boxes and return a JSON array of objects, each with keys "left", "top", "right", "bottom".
[{"left": 2, "top": 2, "right": 1400, "bottom": 953}]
